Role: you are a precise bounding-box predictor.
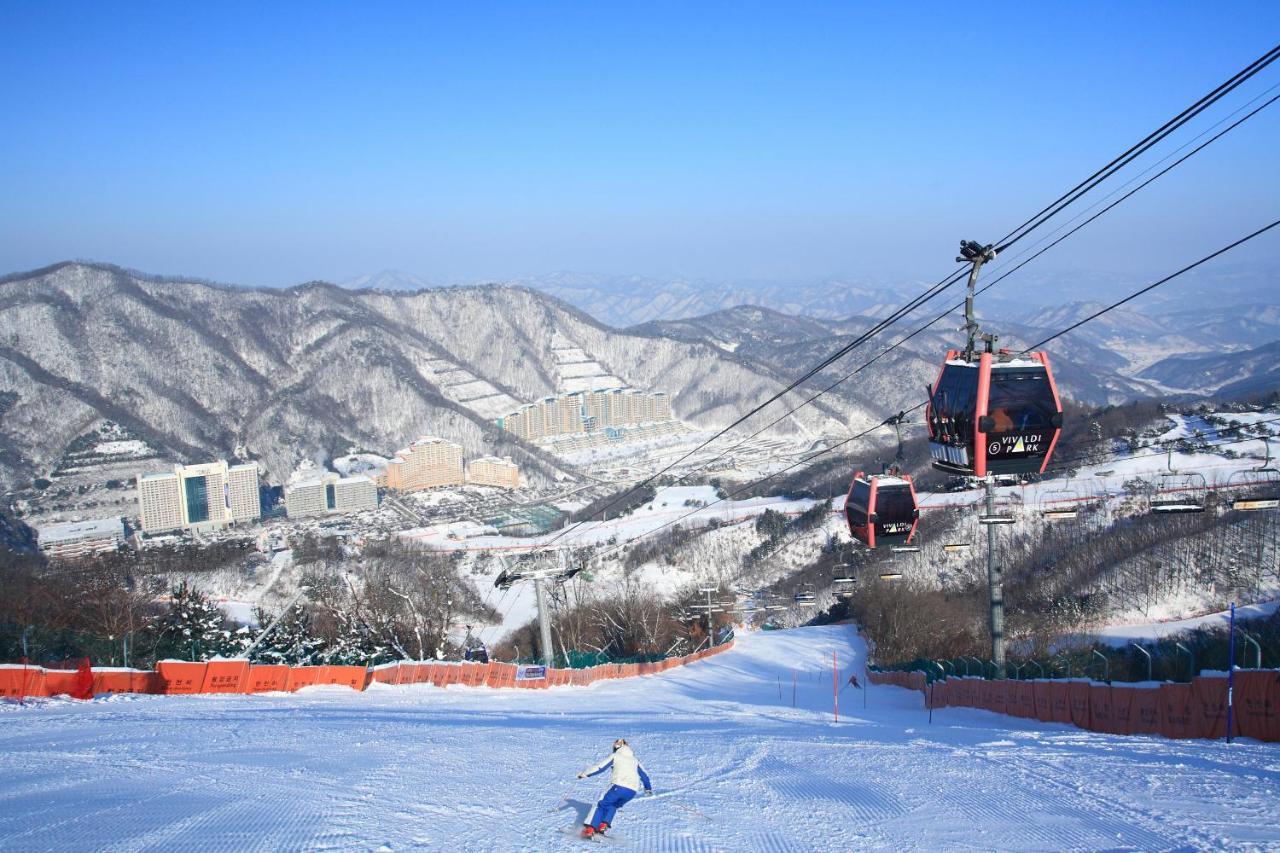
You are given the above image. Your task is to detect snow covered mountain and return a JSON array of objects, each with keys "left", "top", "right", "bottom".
[{"left": 0, "top": 262, "right": 858, "bottom": 491}]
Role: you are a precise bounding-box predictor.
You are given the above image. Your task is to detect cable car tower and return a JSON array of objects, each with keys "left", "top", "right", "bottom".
[
  {"left": 493, "top": 551, "right": 586, "bottom": 668},
  {"left": 924, "top": 240, "right": 1066, "bottom": 676}
]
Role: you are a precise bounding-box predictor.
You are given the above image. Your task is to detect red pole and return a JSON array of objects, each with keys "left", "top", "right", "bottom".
[{"left": 832, "top": 651, "right": 839, "bottom": 723}]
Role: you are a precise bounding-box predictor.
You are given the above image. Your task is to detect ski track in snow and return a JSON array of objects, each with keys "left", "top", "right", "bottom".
[{"left": 2, "top": 626, "right": 1278, "bottom": 852}]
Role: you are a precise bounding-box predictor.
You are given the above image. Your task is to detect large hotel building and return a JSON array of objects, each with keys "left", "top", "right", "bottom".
[
  {"left": 137, "top": 461, "right": 261, "bottom": 534},
  {"left": 499, "top": 389, "right": 671, "bottom": 442},
  {"left": 384, "top": 436, "right": 465, "bottom": 492},
  {"left": 285, "top": 473, "right": 379, "bottom": 519},
  {"left": 466, "top": 456, "right": 520, "bottom": 489}
]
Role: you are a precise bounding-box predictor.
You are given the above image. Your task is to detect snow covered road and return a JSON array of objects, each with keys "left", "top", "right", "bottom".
[{"left": 2, "top": 626, "right": 1278, "bottom": 851}]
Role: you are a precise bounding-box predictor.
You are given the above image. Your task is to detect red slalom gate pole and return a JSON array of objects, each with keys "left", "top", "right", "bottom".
[{"left": 832, "top": 651, "right": 839, "bottom": 723}]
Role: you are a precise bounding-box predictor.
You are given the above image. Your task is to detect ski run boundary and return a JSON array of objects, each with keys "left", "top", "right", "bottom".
[{"left": 0, "top": 642, "right": 733, "bottom": 702}]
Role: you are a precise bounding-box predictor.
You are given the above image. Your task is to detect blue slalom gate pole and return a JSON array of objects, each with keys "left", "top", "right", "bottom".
[{"left": 1226, "top": 602, "right": 1236, "bottom": 744}]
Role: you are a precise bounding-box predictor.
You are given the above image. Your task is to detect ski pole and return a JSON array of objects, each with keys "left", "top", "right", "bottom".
[{"left": 549, "top": 784, "right": 576, "bottom": 813}]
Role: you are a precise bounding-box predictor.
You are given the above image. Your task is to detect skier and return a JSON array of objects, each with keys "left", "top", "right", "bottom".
[{"left": 576, "top": 738, "right": 652, "bottom": 838}]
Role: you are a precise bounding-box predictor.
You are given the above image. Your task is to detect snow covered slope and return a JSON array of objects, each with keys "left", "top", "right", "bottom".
[{"left": 2, "top": 625, "right": 1276, "bottom": 851}]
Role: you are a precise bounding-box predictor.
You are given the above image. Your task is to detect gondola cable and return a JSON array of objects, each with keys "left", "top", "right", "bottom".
[
  {"left": 994, "top": 41, "right": 1280, "bottom": 253},
  {"left": 591, "top": 218, "right": 1280, "bottom": 559},
  {"left": 545, "top": 48, "right": 1280, "bottom": 551}
]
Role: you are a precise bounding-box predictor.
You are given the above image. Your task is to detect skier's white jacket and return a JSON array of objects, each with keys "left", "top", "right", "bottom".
[{"left": 581, "top": 744, "right": 652, "bottom": 793}]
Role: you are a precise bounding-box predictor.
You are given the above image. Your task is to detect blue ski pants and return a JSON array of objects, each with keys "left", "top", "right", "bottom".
[{"left": 586, "top": 784, "right": 636, "bottom": 827}]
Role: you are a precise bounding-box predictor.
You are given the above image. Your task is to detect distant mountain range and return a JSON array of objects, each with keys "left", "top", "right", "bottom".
[
  {"left": 341, "top": 264, "right": 1278, "bottom": 331},
  {"left": 0, "top": 260, "right": 1274, "bottom": 494},
  {"left": 0, "top": 263, "right": 857, "bottom": 492}
]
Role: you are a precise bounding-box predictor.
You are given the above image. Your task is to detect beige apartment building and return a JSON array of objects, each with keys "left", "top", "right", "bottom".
[
  {"left": 285, "top": 473, "right": 378, "bottom": 519},
  {"left": 384, "top": 436, "right": 465, "bottom": 492},
  {"left": 466, "top": 456, "right": 520, "bottom": 489},
  {"left": 502, "top": 390, "right": 672, "bottom": 441},
  {"left": 137, "top": 460, "right": 261, "bottom": 534}
]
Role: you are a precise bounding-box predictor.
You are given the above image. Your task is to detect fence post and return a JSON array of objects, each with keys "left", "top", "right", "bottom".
[
  {"left": 1173, "top": 641, "right": 1195, "bottom": 682},
  {"left": 832, "top": 651, "right": 839, "bottom": 723},
  {"left": 1227, "top": 602, "right": 1236, "bottom": 744},
  {"left": 1237, "top": 627, "right": 1263, "bottom": 670},
  {"left": 1130, "top": 643, "right": 1152, "bottom": 682},
  {"left": 1092, "top": 649, "right": 1109, "bottom": 682}
]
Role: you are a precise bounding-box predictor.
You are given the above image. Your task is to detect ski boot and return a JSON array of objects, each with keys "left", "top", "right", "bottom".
[
  {"left": 596, "top": 823, "right": 610, "bottom": 836},
  {"left": 580, "top": 826, "right": 595, "bottom": 839}
]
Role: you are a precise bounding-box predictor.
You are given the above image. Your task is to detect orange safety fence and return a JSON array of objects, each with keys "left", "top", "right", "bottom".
[
  {"left": 1069, "top": 682, "right": 1092, "bottom": 730},
  {"left": 370, "top": 663, "right": 401, "bottom": 685},
  {"left": 0, "top": 639, "right": 736, "bottom": 703},
  {"left": 322, "top": 665, "right": 370, "bottom": 691},
  {"left": 201, "top": 660, "right": 250, "bottom": 694},
  {"left": 1159, "top": 683, "right": 1195, "bottom": 739},
  {"left": 42, "top": 668, "right": 80, "bottom": 698},
  {"left": 1129, "top": 687, "right": 1163, "bottom": 735},
  {"left": 1034, "top": 682, "right": 1053, "bottom": 722},
  {"left": 1015, "top": 682, "right": 1036, "bottom": 718},
  {"left": 0, "top": 664, "right": 46, "bottom": 699},
  {"left": 157, "top": 661, "right": 207, "bottom": 695},
  {"left": 246, "top": 664, "right": 289, "bottom": 693},
  {"left": 285, "top": 665, "right": 325, "bottom": 692},
  {"left": 1190, "top": 677, "right": 1228, "bottom": 739},
  {"left": 1089, "top": 685, "right": 1115, "bottom": 734},
  {"left": 880, "top": 668, "right": 1280, "bottom": 742},
  {"left": 1235, "top": 671, "right": 1280, "bottom": 741}
]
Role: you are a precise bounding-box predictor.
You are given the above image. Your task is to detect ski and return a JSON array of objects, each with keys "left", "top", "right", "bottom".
[{"left": 559, "top": 828, "right": 624, "bottom": 844}]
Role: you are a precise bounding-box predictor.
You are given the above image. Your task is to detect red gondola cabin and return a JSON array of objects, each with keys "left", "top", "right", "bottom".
[
  {"left": 846, "top": 471, "right": 920, "bottom": 549},
  {"left": 926, "top": 350, "right": 1063, "bottom": 478}
]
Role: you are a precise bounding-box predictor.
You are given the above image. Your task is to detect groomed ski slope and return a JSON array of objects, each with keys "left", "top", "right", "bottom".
[{"left": 2, "top": 626, "right": 1278, "bottom": 852}]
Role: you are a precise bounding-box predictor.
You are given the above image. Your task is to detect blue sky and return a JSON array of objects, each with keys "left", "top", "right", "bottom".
[{"left": 1, "top": 2, "right": 1278, "bottom": 288}]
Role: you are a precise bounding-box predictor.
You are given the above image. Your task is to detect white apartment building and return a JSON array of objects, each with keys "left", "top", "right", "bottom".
[
  {"left": 466, "top": 456, "right": 520, "bottom": 489},
  {"left": 136, "top": 460, "right": 261, "bottom": 534},
  {"left": 138, "top": 471, "right": 183, "bottom": 533},
  {"left": 38, "top": 517, "right": 125, "bottom": 560},
  {"left": 227, "top": 463, "right": 262, "bottom": 522},
  {"left": 385, "top": 436, "right": 465, "bottom": 492},
  {"left": 285, "top": 473, "right": 378, "bottom": 519}
]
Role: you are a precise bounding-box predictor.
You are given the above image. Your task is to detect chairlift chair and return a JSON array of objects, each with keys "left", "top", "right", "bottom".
[
  {"left": 1150, "top": 449, "right": 1208, "bottom": 513},
  {"left": 1039, "top": 480, "right": 1083, "bottom": 521},
  {"left": 1151, "top": 471, "right": 1208, "bottom": 513},
  {"left": 1227, "top": 438, "right": 1280, "bottom": 511},
  {"left": 942, "top": 542, "right": 972, "bottom": 555}
]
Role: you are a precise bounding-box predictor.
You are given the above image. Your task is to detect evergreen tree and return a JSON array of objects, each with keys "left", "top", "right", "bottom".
[
  {"left": 162, "top": 581, "right": 234, "bottom": 660},
  {"left": 245, "top": 604, "right": 327, "bottom": 665}
]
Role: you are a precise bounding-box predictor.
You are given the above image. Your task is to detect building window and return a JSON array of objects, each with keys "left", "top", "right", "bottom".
[
  {"left": 326, "top": 483, "right": 336, "bottom": 510},
  {"left": 185, "top": 476, "right": 210, "bottom": 524}
]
